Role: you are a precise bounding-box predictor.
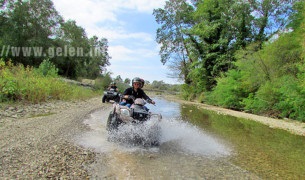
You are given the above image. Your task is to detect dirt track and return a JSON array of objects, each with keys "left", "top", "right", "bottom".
[
  {"left": 1, "top": 95, "right": 305, "bottom": 178},
  {"left": 0, "top": 97, "right": 107, "bottom": 179}
]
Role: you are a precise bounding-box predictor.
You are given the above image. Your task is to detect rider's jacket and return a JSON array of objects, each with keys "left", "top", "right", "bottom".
[
  {"left": 122, "top": 87, "right": 151, "bottom": 104},
  {"left": 108, "top": 86, "right": 117, "bottom": 90}
]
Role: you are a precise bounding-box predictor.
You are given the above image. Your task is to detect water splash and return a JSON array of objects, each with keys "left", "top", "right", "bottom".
[
  {"left": 108, "top": 119, "right": 161, "bottom": 146},
  {"left": 76, "top": 107, "right": 231, "bottom": 157},
  {"left": 159, "top": 117, "right": 231, "bottom": 156},
  {"left": 76, "top": 109, "right": 115, "bottom": 152}
]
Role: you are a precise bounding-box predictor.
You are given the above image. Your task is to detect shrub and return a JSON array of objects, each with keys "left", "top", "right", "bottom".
[
  {"left": 35, "top": 59, "right": 58, "bottom": 77},
  {"left": 181, "top": 83, "right": 196, "bottom": 100},
  {"left": 0, "top": 59, "right": 96, "bottom": 103},
  {"left": 242, "top": 81, "right": 280, "bottom": 116},
  {"left": 205, "top": 70, "right": 248, "bottom": 109},
  {"left": 0, "top": 60, "right": 20, "bottom": 101},
  {"left": 274, "top": 76, "right": 305, "bottom": 121}
]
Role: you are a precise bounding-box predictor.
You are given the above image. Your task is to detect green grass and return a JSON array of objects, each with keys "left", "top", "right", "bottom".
[{"left": 0, "top": 59, "right": 99, "bottom": 104}]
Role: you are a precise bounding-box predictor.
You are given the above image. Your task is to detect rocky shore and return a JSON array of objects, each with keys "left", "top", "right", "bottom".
[
  {"left": 0, "top": 97, "right": 108, "bottom": 179},
  {"left": 0, "top": 100, "right": 79, "bottom": 119}
]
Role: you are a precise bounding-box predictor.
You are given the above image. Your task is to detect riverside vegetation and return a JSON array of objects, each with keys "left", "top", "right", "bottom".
[
  {"left": 0, "top": 59, "right": 179, "bottom": 105},
  {"left": 153, "top": 0, "right": 305, "bottom": 122},
  {"left": 0, "top": 59, "right": 98, "bottom": 104}
]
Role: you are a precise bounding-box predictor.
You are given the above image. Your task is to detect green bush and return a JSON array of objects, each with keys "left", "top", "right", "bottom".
[
  {"left": 35, "top": 59, "right": 58, "bottom": 77},
  {"left": 242, "top": 75, "right": 305, "bottom": 121},
  {"left": 181, "top": 83, "right": 196, "bottom": 100},
  {"left": 242, "top": 81, "right": 280, "bottom": 116},
  {"left": 0, "top": 60, "right": 21, "bottom": 101},
  {"left": 274, "top": 76, "right": 305, "bottom": 121},
  {"left": 0, "top": 59, "right": 96, "bottom": 103},
  {"left": 205, "top": 70, "right": 248, "bottom": 109}
]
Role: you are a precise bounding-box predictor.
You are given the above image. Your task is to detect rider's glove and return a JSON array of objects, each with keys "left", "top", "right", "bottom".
[
  {"left": 146, "top": 99, "right": 152, "bottom": 104},
  {"left": 128, "top": 95, "right": 135, "bottom": 100}
]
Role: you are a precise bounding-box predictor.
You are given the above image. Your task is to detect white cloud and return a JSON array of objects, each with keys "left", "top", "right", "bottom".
[
  {"left": 52, "top": 0, "right": 179, "bottom": 84},
  {"left": 53, "top": 0, "right": 117, "bottom": 24},
  {"left": 127, "top": 0, "right": 166, "bottom": 12},
  {"left": 53, "top": 0, "right": 158, "bottom": 40},
  {"left": 109, "top": 45, "right": 134, "bottom": 62},
  {"left": 52, "top": 0, "right": 165, "bottom": 27},
  {"left": 109, "top": 45, "right": 157, "bottom": 62}
]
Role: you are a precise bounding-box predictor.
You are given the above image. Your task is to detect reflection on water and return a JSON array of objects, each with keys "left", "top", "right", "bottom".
[{"left": 181, "top": 103, "right": 305, "bottom": 179}]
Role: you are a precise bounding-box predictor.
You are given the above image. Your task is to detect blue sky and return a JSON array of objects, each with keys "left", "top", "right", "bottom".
[{"left": 52, "top": 0, "right": 181, "bottom": 84}]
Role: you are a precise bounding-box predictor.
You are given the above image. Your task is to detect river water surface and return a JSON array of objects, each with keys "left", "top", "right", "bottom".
[{"left": 76, "top": 97, "right": 305, "bottom": 179}]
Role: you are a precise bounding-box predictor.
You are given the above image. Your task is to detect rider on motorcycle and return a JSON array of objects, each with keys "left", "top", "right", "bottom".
[
  {"left": 120, "top": 77, "right": 155, "bottom": 109},
  {"left": 108, "top": 82, "right": 118, "bottom": 91}
]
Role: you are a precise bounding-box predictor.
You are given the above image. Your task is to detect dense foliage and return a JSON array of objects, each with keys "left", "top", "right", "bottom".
[
  {"left": 154, "top": 0, "right": 305, "bottom": 121},
  {"left": 0, "top": 0, "right": 115, "bottom": 103},
  {"left": 0, "top": 0, "right": 110, "bottom": 79},
  {"left": 0, "top": 59, "right": 98, "bottom": 103}
]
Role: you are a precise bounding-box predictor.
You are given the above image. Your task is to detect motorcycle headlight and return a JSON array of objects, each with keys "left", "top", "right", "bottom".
[{"left": 120, "top": 109, "right": 130, "bottom": 116}]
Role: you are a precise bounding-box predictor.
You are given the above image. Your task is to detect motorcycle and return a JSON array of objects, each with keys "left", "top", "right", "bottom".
[
  {"left": 102, "top": 88, "right": 120, "bottom": 103},
  {"left": 106, "top": 98, "right": 162, "bottom": 146}
]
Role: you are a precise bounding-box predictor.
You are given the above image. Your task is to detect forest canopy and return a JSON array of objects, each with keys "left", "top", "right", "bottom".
[
  {"left": 0, "top": 0, "right": 110, "bottom": 79},
  {"left": 154, "top": 0, "right": 305, "bottom": 121}
]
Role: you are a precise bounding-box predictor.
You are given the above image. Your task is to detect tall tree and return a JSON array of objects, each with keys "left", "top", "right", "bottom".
[
  {"left": 248, "top": 0, "right": 297, "bottom": 48},
  {"left": 153, "top": 0, "right": 195, "bottom": 84},
  {"left": 1, "top": 0, "right": 62, "bottom": 65},
  {"left": 86, "top": 36, "right": 111, "bottom": 78},
  {"left": 55, "top": 20, "right": 89, "bottom": 78},
  {"left": 0, "top": 0, "right": 111, "bottom": 80},
  {"left": 189, "top": 0, "right": 253, "bottom": 90}
]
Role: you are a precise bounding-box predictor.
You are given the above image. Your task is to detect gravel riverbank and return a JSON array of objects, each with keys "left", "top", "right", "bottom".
[{"left": 0, "top": 97, "right": 107, "bottom": 179}]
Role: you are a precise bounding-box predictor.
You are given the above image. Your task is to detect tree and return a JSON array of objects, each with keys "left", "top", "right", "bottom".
[
  {"left": 86, "top": 36, "right": 111, "bottom": 78},
  {"left": 151, "top": 80, "right": 166, "bottom": 89},
  {"left": 54, "top": 20, "right": 89, "bottom": 78},
  {"left": 189, "top": 0, "right": 253, "bottom": 90},
  {"left": 0, "top": 0, "right": 62, "bottom": 65},
  {"left": 206, "top": 0, "right": 305, "bottom": 119},
  {"left": 153, "top": 0, "right": 195, "bottom": 84},
  {"left": 247, "top": 0, "right": 297, "bottom": 48},
  {"left": 124, "top": 78, "right": 131, "bottom": 84},
  {"left": 114, "top": 75, "right": 123, "bottom": 83},
  {"left": 0, "top": 0, "right": 111, "bottom": 80}
]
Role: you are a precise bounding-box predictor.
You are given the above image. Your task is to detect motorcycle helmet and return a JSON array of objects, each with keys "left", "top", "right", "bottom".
[
  {"left": 132, "top": 77, "right": 142, "bottom": 87},
  {"left": 140, "top": 78, "right": 145, "bottom": 88}
]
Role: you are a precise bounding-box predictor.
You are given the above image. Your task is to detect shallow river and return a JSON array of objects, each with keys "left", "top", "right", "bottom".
[{"left": 76, "top": 97, "right": 305, "bottom": 179}]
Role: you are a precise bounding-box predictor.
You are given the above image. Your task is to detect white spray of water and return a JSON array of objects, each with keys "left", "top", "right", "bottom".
[
  {"left": 159, "top": 117, "right": 231, "bottom": 156},
  {"left": 76, "top": 108, "right": 231, "bottom": 157},
  {"left": 76, "top": 109, "right": 116, "bottom": 152},
  {"left": 108, "top": 119, "right": 161, "bottom": 144}
]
